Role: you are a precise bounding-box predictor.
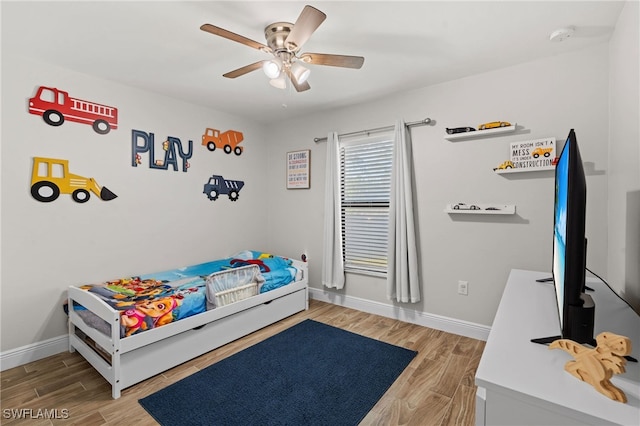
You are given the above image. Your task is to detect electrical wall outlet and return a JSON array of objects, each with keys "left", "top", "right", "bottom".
[{"left": 458, "top": 280, "right": 469, "bottom": 295}]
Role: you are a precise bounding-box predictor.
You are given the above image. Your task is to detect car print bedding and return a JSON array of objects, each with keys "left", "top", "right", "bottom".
[{"left": 72, "top": 250, "right": 298, "bottom": 338}]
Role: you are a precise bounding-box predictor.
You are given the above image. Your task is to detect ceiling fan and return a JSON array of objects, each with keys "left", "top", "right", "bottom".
[{"left": 200, "top": 5, "right": 364, "bottom": 92}]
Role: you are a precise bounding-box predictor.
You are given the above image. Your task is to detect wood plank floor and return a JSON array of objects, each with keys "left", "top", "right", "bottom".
[{"left": 0, "top": 299, "right": 485, "bottom": 425}]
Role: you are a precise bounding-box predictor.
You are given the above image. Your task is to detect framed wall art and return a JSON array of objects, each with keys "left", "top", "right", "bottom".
[{"left": 286, "top": 150, "right": 310, "bottom": 189}]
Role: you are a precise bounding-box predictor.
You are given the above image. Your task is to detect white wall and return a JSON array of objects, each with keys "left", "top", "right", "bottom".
[
  {"left": 0, "top": 53, "right": 268, "bottom": 352},
  {"left": 2, "top": 1, "right": 637, "bottom": 360},
  {"left": 608, "top": 0, "right": 640, "bottom": 311},
  {"left": 266, "top": 43, "right": 611, "bottom": 327}
]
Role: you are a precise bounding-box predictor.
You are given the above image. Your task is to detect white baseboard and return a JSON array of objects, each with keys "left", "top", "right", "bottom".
[
  {"left": 0, "top": 335, "right": 69, "bottom": 371},
  {"left": 309, "top": 288, "right": 491, "bottom": 341}
]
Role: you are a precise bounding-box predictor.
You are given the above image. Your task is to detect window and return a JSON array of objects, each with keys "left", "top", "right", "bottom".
[
  {"left": 39, "top": 88, "right": 55, "bottom": 103},
  {"left": 340, "top": 135, "right": 393, "bottom": 276},
  {"left": 51, "top": 162, "right": 64, "bottom": 178},
  {"left": 37, "top": 160, "right": 64, "bottom": 178}
]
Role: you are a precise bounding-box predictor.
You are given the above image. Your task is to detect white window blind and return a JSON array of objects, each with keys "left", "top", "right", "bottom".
[{"left": 340, "top": 137, "right": 393, "bottom": 275}]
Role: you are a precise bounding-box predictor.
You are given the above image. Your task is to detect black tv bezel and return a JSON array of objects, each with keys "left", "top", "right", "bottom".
[
  {"left": 553, "top": 129, "right": 592, "bottom": 342},
  {"left": 533, "top": 129, "right": 595, "bottom": 346}
]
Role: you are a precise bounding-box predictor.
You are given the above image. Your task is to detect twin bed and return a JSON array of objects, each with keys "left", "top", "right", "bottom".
[{"left": 67, "top": 250, "right": 308, "bottom": 399}]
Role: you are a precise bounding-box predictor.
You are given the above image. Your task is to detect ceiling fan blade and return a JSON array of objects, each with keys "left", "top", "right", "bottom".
[
  {"left": 200, "top": 23, "right": 271, "bottom": 53},
  {"left": 300, "top": 53, "right": 365, "bottom": 69},
  {"left": 223, "top": 61, "right": 265, "bottom": 79},
  {"left": 285, "top": 68, "right": 310, "bottom": 92},
  {"left": 284, "top": 5, "right": 326, "bottom": 51}
]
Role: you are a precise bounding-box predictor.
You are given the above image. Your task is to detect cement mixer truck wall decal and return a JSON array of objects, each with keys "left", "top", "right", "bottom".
[
  {"left": 30, "top": 157, "right": 117, "bottom": 203},
  {"left": 28, "top": 86, "right": 118, "bottom": 134},
  {"left": 201, "top": 128, "right": 244, "bottom": 155}
]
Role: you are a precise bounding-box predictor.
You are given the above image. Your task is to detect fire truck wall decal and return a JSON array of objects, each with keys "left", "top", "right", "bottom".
[
  {"left": 201, "top": 128, "right": 244, "bottom": 156},
  {"left": 131, "top": 129, "right": 193, "bottom": 172},
  {"left": 30, "top": 157, "right": 118, "bottom": 203},
  {"left": 28, "top": 86, "right": 118, "bottom": 134},
  {"left": 203, "top": 174, "right": 244, "bottom": 202}
]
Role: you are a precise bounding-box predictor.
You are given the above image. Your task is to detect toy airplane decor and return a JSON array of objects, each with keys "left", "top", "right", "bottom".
[{"left": 550, "top": 332, "right": 632, "bottom": 403}]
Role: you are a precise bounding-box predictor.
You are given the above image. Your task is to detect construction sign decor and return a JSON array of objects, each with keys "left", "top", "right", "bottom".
[
  {"left": 201, "top": 128, "right": 244, "bottom": 156},
  {"left": 509, "top": 137, "right": 556, "bottom": 170},
  {"left": 132, "top": 129, "right": 193, "bottom": 172},
  {"left": 28, "top": 86, "right": 118, "bottom": 134},
  {"left": 30, "top": 157, "right": 117, "bottom": 203}
]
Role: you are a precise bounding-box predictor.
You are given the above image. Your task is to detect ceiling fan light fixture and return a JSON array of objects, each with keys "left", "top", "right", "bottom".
[
  {"left": 201, "top": 5, "right": 363, "bottom": 93},
  {"left": 269, "top": 74, "right": 287, "bottom": 89},
  {"left": 291, "top": 61, "right": 311, "bottom": 84},
  {"left": 263, "top": 58, "right": 282, "bottom": 79}
]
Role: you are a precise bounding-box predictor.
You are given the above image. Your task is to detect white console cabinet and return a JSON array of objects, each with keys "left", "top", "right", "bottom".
[{"left": 475, "top": 269, "right": 640, "bottom": 425}]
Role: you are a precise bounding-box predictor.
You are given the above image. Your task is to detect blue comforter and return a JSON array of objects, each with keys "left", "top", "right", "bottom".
[{"left": 76, "top": 251, "right": 297, "bottom": 337}]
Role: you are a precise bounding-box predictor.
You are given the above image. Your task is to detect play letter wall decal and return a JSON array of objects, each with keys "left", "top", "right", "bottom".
[{"left": 132, "top": 129, "right": 193, "bottom": 172}]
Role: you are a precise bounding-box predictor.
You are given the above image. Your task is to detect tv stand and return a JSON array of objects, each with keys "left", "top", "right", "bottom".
[
  {"left": 475, "top": 269, "right": 639, "bottom": 426},
  {"left": 531, "top": 335, "right": 601, "bottom": 350},
  {"left": 535, "top": 276, "right": 594, "bottom": 291},
  {"left": 532, "top": 334, "right": 639, "bottom": 363},
  {"left": 531, "top": 335, "right": 562, "bottom": 345},
  {"left": 531, "top": 293, "right": 596, "bottom": 346}
]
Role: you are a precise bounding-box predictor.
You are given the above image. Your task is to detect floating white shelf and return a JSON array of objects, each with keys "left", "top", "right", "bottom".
[
  {"left": 494, "top": 165, "right": 555, "bottom": 174},
  {"left": 445, "top": 204, "right": 516, "bottom": 215},
  {"left": 445, "top": 123, "right": 517, "bottom": 141}
]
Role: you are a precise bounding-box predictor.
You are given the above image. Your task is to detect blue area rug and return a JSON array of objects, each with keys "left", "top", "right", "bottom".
[{"left": 139, "top": 319, "right": 416, "bottom": 425}]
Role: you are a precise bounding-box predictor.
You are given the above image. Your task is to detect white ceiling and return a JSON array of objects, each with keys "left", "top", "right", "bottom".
[{"left": 2, "top": 1, "right": 625, "bottom": 124}]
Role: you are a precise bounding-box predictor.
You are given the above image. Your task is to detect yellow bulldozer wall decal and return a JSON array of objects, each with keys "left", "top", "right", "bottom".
[
  {"left": 30, "top": 157, "right": 117, "bottom": 203},
  {"left": 132, "top": 129, "right": 193, "bottom": 172}
]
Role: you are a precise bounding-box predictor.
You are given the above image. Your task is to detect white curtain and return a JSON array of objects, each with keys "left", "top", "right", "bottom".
[
  {"left": 387, "top": 119, "right": 420, "bottom": 303},
  {"left": 322, "top": 132, "right": 345, "bottom": 289}
]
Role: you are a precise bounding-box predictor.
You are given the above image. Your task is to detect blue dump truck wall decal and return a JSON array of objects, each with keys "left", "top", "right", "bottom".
[{"left": 203, "top": 175, "right": 244, "bottom": 202}]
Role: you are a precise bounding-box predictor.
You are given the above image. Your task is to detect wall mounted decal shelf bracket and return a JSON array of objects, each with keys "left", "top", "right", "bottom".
[
  {"left": 494, "top": 165, "right": 555, "bottom": 174},
  {"left": 445, "top": 123, "right": 517, "bottom": 141},
  {"left": 445, "top": 204, "right": 516, "bottom": 215}
]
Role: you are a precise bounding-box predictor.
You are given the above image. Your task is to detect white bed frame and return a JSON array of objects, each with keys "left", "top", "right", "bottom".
[{"left": 67, "top": 259, "right": 308, "bottom": 399}]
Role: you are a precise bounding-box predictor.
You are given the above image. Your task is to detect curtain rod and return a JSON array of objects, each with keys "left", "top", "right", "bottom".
[{"left": 313, "top": 118, "right": 431, "bottom": 143}]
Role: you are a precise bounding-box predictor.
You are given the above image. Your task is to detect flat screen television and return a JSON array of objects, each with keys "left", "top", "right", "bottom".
[{"left": 532, "top": 129, "right": 595, "bottom": 346}]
